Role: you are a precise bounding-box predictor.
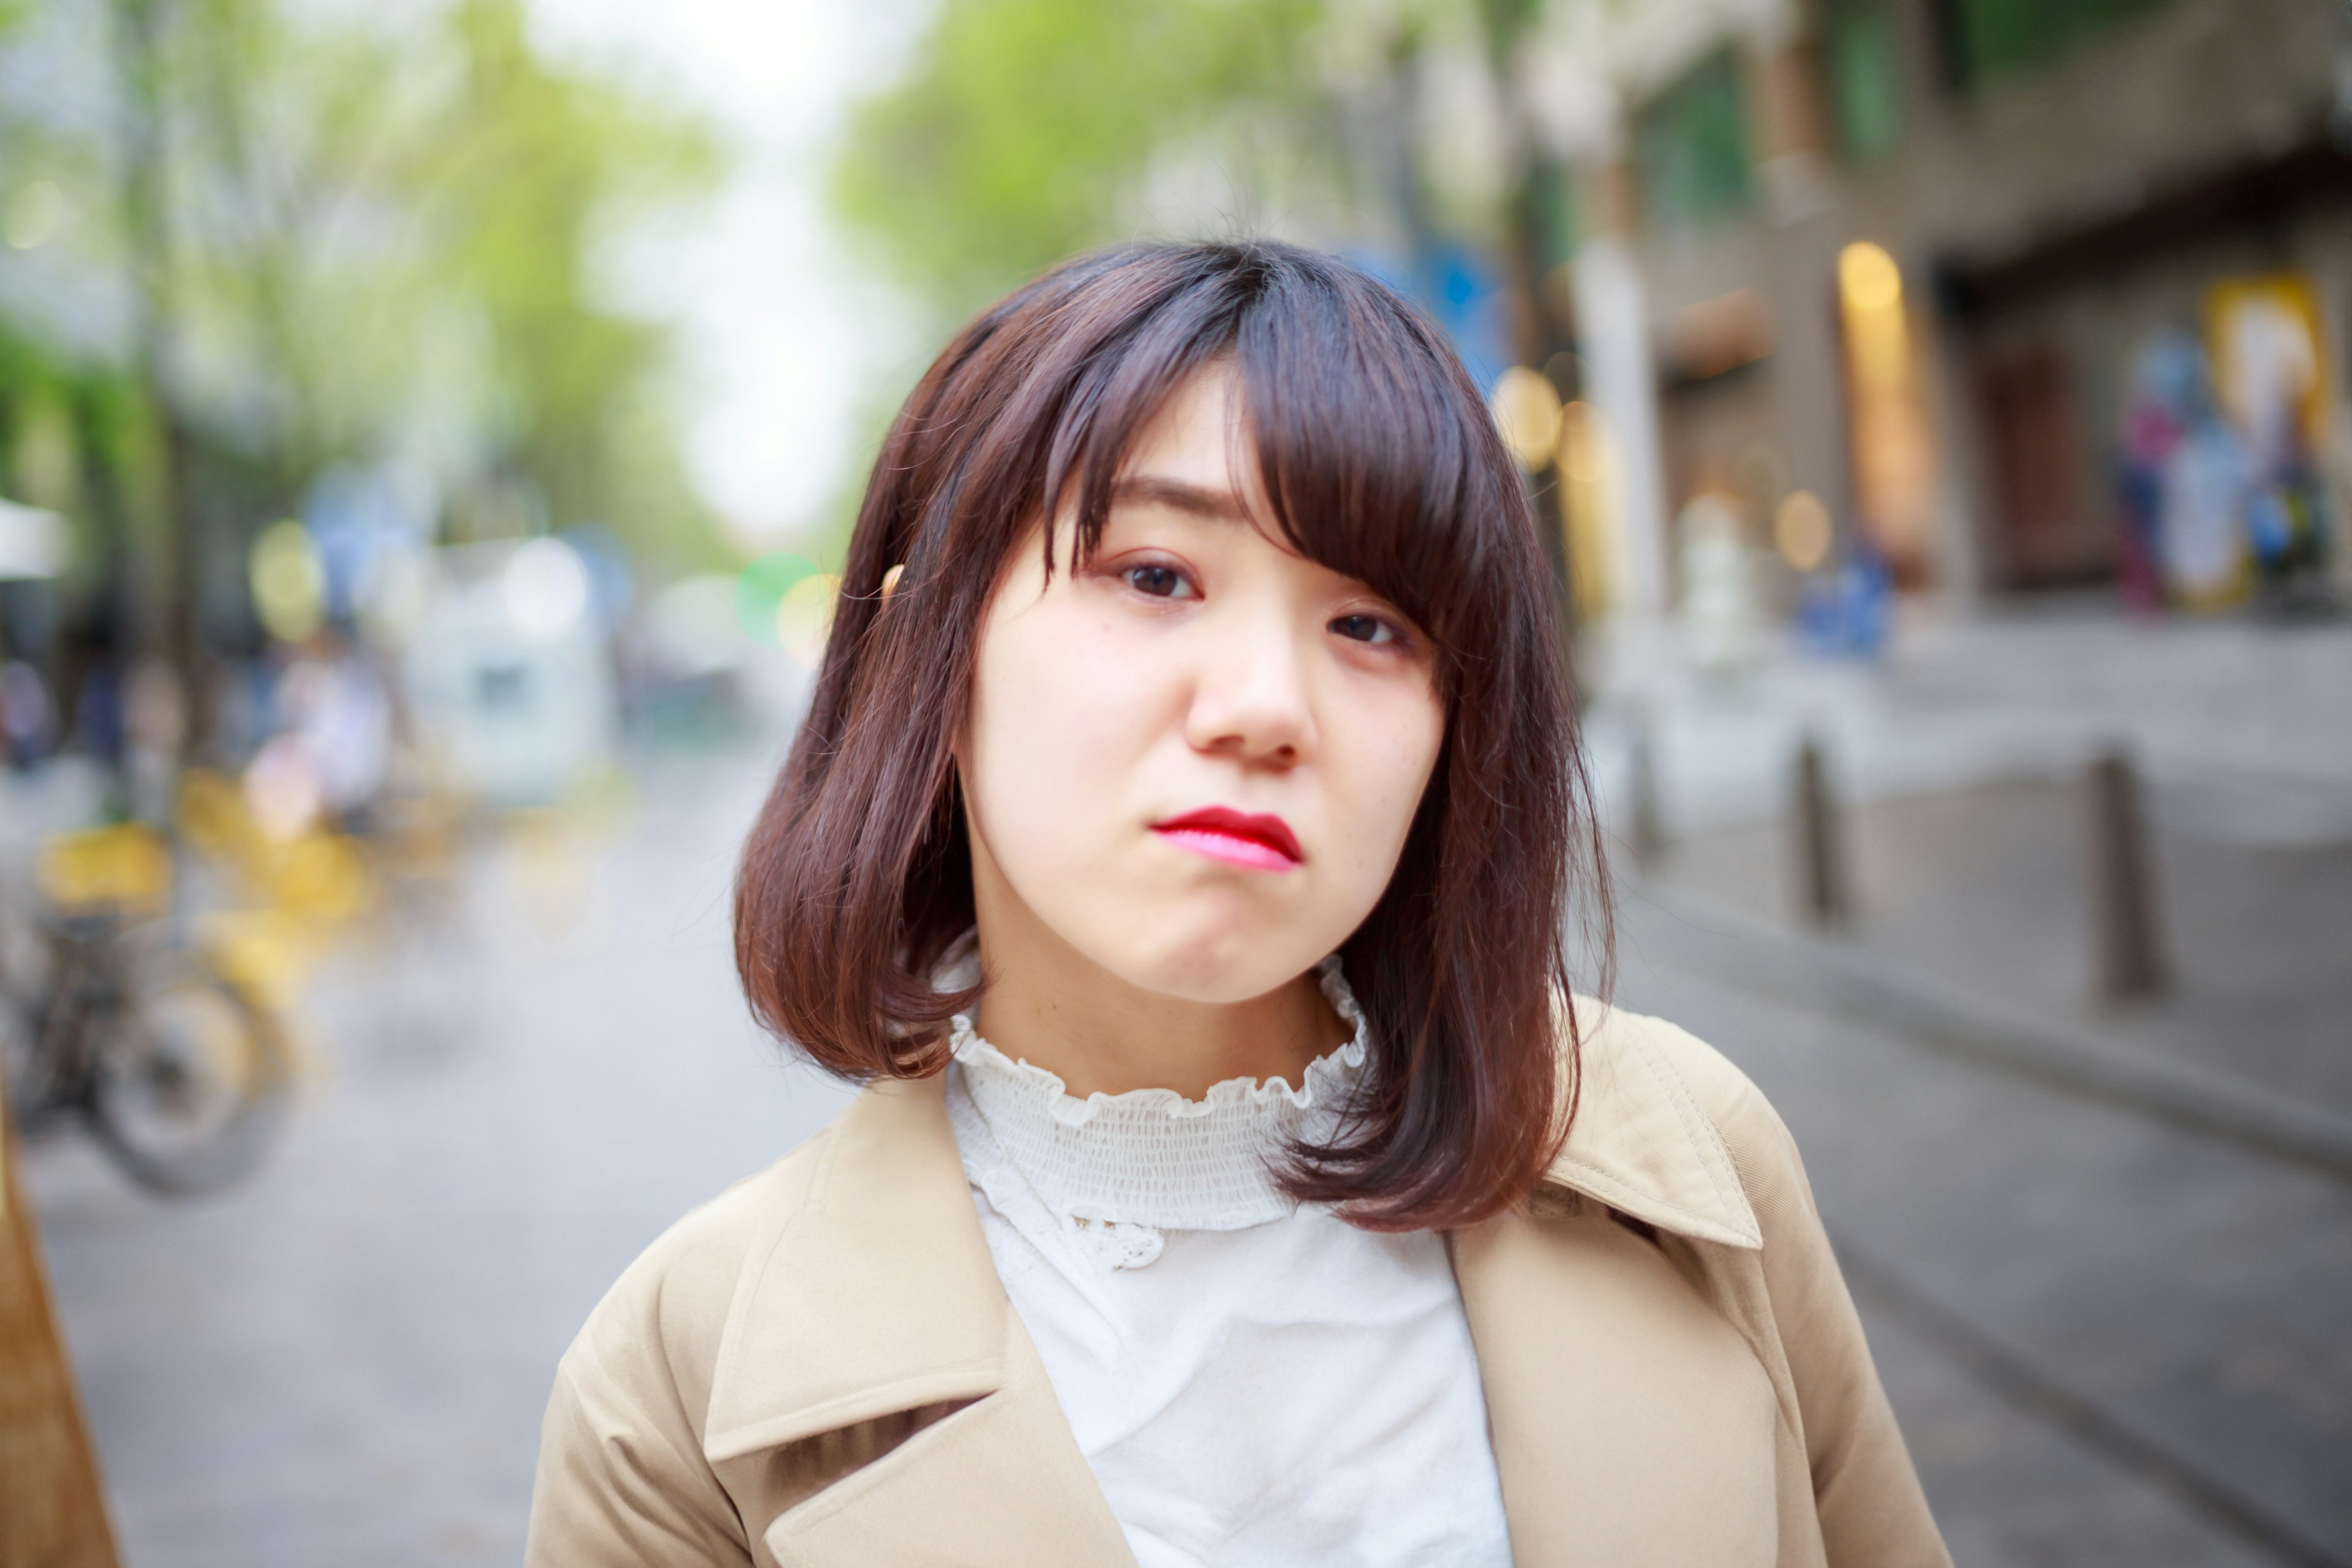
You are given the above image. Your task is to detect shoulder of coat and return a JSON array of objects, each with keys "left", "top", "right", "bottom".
[{"left": 1569, "top": 996, "right": 1771, "bottom": 1135}]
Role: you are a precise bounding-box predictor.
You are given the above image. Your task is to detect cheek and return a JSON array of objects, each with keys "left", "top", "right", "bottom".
[
  {"left": 967, "top": 597, "right": 1170, "bottom": 857},
  {"left": 1325, "top": 684, "right": 1445, "bottom": 875}
]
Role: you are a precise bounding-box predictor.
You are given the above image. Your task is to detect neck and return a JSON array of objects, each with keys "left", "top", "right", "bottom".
[
  {"left": 967, "top": 879, "right": 1342, "bottom": 1104},
  {"left": 973, "top": 957, "right": 1336, "bottom": 1102}
]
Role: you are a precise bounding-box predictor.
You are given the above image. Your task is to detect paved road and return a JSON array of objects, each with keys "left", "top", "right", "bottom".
[
  {"left": 24, "top": 741, "right": 855, "bottom": 1568},
  {"left": 24, "top": 737, "right": 2350, "bottom": 1566}
]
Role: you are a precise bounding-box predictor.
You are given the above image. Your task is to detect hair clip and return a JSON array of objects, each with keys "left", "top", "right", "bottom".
[{"left": 880, "top": 564, "right": 906, "bottom": 601}]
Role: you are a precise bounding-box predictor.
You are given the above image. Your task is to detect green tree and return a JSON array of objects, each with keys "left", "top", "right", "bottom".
[
  {"left": 2, "top": 0, "right": 729, "bottom": 747},
  {"left": 396, "top": 0, "right": 721, "bottom": 567},
  {"left": 827, "top": 0, "right": 1588, "bottom": 622},
  {"left": 156, "top": 0, "right": 726, "bottom": 566},
  {"left": 832, "top": 0, "right": 1330, "bottom": 322}
]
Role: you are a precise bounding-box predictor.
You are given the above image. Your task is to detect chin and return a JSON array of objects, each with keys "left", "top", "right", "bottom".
[{"left": 1109, "top": 914, "right": 1319, "bottom": 1006}]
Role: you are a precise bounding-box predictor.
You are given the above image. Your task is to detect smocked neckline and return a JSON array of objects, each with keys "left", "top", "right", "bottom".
[
  {"left": 942, "top": 956, "right": 1369, "bottom": 1236},
  {"left": 946, "top": 957, "right": 1367, "bottom": 1125}
]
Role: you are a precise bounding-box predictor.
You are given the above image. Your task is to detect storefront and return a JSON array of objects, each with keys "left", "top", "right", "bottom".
[{"left": 1940, "top": 137, "right": 2351, "bottom": 607}]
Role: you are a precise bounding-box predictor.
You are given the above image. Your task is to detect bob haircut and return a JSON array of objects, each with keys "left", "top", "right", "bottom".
[{"left": 736, "top": 240, "right": 1604, "bottom": 1231}]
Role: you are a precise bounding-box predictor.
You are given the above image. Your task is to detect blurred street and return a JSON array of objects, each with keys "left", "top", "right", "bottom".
[
  {"left": 4, "top": 0, "right": 2350, "bottom": 1561},
  {"left": 1585, "top": 606, "right": 2352, "bottom": 1115},
  {"left": 14, "top": 605, "right": 2351, "bottom": 1565},
  {"left": 1585, "top": 603, "right": 2352, "bottom": 1566},
  {"left": 19, "top": 734, "right": 854, "bottom": 1567},
  {"left": 1613, "top": 943, "right": 2352, "bottom": 1568}
]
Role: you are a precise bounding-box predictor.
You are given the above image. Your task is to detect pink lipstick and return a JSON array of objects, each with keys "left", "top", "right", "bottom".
[{"left": 1152, "top": 807, "right": 1303, "bottom": 872}]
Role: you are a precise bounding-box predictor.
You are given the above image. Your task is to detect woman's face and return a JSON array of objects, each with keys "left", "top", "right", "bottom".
[{"left": 961, "top": 363, "right": 1446, "bottom": 1005}]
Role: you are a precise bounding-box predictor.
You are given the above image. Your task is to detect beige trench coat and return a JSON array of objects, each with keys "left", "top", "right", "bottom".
[{"left": 526, "top": 1001, "right": 1951, "bottom": 1567}]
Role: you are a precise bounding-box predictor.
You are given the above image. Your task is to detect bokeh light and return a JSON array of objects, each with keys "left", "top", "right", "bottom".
[
  {"left": 0, "top": 497, "right": 69, "bottom": 579},
  {"left": 776, "top": 573, "right": 841, "bottom": 668},
  {"left": 1774, "top": 489, "right": 1834, "bottom": 572},
  {"left": 249, "top": 521, "right": 325, "bottom": 644},
  {"left": 1837, "top": 241, "right": 1902, "bottom": 314},
  {"left": 242, "top": 734, "right": 325, "bottom": 842},
  {"left": 733, "top": 552, "right": 821, "bottom": 643},
  {"left": 1491, "top": 366, "right": 1566, "bottom": 471},
  {"left": 4, "top": 180, "right": 64, "bottom": 251},
  {"left": 502, "top": 537, "right": 592, "bottom": 639}
]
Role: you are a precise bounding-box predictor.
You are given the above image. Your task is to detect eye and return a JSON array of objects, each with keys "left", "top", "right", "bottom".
[
  {"left": 1330, "top": 612, "right": 1400, "bottom": 646},
  {"left": 1122, "top": 562, "right": 1196, "bottom": 600}
]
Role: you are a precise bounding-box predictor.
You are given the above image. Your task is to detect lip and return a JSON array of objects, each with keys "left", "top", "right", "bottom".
[{"left": 1151, "top": 806, "right": 1304, "bottom": 872}]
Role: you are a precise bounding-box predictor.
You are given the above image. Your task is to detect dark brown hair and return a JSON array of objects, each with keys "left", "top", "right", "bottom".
[{"left": 735, "top": 240, "right": 1605, "bottom": 1230}]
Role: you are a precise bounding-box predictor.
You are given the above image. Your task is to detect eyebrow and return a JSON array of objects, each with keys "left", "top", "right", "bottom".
[{"left": 1106, "top": 474, "right": 1251, "bottom": 523}]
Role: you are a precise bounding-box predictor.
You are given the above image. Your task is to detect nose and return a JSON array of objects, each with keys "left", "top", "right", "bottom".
[{"left": 1183, "top": 598, "right": 1314, "bottom": 769}]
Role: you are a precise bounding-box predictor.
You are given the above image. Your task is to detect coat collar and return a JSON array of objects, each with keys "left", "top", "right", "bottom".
[
  {"left": 1542, "top": 997, "right": 1763, "bottom": 1250},
  {"left": 702, "top": 1075, "right": 1010, "bottom": 1464},
  {"left": 703, "top": 1075, "right": 1134, "bottom": 1567},
  {"left": 703, "top": 995, "right": 1761, "bottom": 1562}
]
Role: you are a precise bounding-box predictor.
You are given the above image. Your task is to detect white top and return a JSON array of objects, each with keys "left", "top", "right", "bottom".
[{"left": 941, "top": 958, "right": 1515, "bottom": 1568}]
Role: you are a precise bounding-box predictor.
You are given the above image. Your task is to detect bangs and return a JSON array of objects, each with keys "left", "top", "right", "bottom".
[{"left": 1044, "top": 249, "right": 1516, "bottom": 670}]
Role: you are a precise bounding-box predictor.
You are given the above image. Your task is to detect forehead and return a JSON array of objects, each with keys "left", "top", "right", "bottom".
[
  {"left": 1110, "top": 363, "right": 1272, "bottom": 522},
  {"left": 1049, "top": 312, "right": 1479, "bottom": 650}
]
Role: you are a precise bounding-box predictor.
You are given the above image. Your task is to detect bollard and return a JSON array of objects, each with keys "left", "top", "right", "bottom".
[
  {"left": 1793, "top": 734, "right": 1850, "bottom": 929},
  {"left": 1628, "top": 708, "right": 1667, "bottom": 868},
  {"left": 2088, "top": 748, "right": 2168, "bottom": 1001}
]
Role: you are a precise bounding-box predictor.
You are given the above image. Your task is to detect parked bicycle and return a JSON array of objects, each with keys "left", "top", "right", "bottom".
[{"left": 0, "top": 824, "right": 292, "bottom": 1196}]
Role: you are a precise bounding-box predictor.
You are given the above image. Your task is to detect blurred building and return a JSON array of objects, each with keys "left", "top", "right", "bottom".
[{"left": 1533, "top": 0, "right": 2352, "bottom": 617}]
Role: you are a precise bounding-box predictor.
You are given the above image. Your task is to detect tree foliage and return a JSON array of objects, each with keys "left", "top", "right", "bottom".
[
  {"left": 401, "top": 0, "right": 719, "bottom": 559},
  {"left": 0, "top": 0, "right": 731, "bottom": 601},
  {"left": 832, "top": 0, "right": 1329, "bottom": 321}
]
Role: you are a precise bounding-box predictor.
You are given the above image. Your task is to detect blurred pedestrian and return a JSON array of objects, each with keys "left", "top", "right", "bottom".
[
  {"left": 70, "top": 657, "right": 124, "bottom": 772},
  {"left": 243, "top": 633, "right": 391, "bottom": 840},
  {"left": 1, "top": 660, "right": 55, "bottom": 770},
  {"left": 1676, "top": 485, "right": 1765, "bottom": 679},
  {"left": 123, "top": 658, "right": 186, "bottom": 824}
]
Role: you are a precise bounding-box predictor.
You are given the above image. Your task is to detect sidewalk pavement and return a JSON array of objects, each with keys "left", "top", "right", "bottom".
[
  {"left": 1610, "top": 924, "right": 2352, "bottom": 1567},
  {"left": 1580, "top": 600, "right": 2352, "bottom": 837},
  {"left": 1632, "top": 775, "right": 2352, "bottom": 1123},
  {"left": 1589, "top": 601, "right": 2352, "bottom": 1562},
  {"left": 1578, "top": 599, "right": 2352, "bottom": 1137}
]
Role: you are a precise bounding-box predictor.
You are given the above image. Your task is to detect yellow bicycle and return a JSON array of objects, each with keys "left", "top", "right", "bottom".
[{"left": 0, "top": 825, "right": 293, "bottom": 1195}]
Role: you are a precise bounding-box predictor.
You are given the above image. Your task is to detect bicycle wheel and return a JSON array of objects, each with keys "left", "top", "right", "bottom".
[
  {"left": 0, "top": 924, "right": 69, "bottom": 1136},
  {"left": 0, "top": 984, "right": 62, "bottom": 1134},
  {"left": 83, "top": 941, "right": 293, "bottom": 1195}
]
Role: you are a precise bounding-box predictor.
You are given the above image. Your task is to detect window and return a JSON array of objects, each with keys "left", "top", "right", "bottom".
[
  {"left": 1937, "top": 0, "right": 2176, "bottom": 90},
  {"left": 1826, "top": 0, "right": 1904, "bottom": 164},
  {"left": 1633, "top": 50, "right": 1752, "bottom": 236}
]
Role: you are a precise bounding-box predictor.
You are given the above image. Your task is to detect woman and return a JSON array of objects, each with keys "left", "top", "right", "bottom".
[{"left": 527, "top": 242, "right": 1950, "bottom": 1567}]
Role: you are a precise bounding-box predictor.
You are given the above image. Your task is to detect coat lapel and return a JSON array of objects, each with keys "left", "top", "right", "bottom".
[
  {"left": 763, "top": 1306, "right": 1133, "bottom": 1568},
  {"left": 1453, "top": 1000, "right": 1781, "bottom": 1568},
  {"left": 702, "top": 1075, "right": 1134, "bottom": 1568}
]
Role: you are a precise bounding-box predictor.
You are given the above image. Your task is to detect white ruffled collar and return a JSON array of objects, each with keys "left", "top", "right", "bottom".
[{"left": 943, "top": 956, "right": 1369, "bottom": 1238}]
